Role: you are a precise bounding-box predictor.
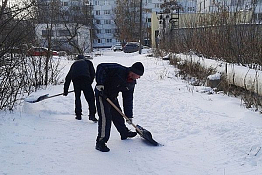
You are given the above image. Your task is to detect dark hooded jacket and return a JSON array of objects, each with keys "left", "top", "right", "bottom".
[{"left": 95, "top": 63, "right": 136, "bottom": 118}]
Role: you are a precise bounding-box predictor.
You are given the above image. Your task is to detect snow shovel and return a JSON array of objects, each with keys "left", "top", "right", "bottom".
[
  {"left": 106, "top": 98, "right": 159, "bottom": 146},
  {"left": 25, "top": 90, "right": 74, "bottom": 103}
]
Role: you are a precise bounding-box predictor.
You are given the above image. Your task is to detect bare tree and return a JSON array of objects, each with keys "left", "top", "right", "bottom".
[
  {"left": 35, "top": 0, "right": 93, "bottom": 55},
  {"left": 0, "top": 0, "right": 63, "bottom": 110},
  {"left": 114, "top": 0, "right": 141, "bottom": 42},
  {"left": 59, "top": 2, "right": 93, "bottom": 54},
  {"left": 0, "top": 0, "right": 35, "bottom": 110}
]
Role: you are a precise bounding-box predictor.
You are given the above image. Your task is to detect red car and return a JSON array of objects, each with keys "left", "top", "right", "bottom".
[{"left": 27, "top": 47, "right": 58, "bottom": 56}]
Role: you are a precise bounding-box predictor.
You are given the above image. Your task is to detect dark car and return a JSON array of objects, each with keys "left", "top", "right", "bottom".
[{"left": 123, "top": 42, "right": 140, "bottom": 53}]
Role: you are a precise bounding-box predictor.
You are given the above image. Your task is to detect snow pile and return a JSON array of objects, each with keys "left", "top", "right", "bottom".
[
  {"left": 177, "top": 53, "right": 262, "bottom": 96},
  {"left": 207, "top": 72, "right": 221, "bottom": 80}
]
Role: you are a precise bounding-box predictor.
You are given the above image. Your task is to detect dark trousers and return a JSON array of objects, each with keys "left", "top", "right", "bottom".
[
  {"left": 72, "top": 78, "right": 96, "bottom": 116},
  {"left": 95, "top": 94, "right": 129, "bottom": 143}
]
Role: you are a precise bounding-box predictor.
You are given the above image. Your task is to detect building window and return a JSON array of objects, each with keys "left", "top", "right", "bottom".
[
  {"left": 96, "top": 20, "right": 100, "bottom": 24},
  {"left": 105, "top": 29, "right": 111, "bottom": 33},
  {"left": 62, "top": 2, "right": 68, "bottom": 6},
  {"left": 188, "top": 7, "right": 195, "bottom": 12},
  {"left": 58, "top": 30, "right": 70, "bottom": 36},
  {"left": 42, "top": 30, "right": 54, "bottom": 37},
  {"left": 155, "top": 3, "right": 160, "bottom": 8},
  {"left": 97, "top": 39, "right": 101, "bottom": 43},
  {"left": 105, "top": 19, "right": 111, "bottom": 24},
  {"left": 97, "top": 29, "right": 101, "bottom": 34},
  {"left": 106, "top": 39, "right": 112, "bottom": 43},
  {"left": 104, "top": 10, "right": 110, "bottom": 15},
  {"left": 71, "top": 6, "right": 80, "bottom": 11},
  {"left": 94, "top": 1, "right": 99, "bottom": 5},
  {"left": 100, "top": 1, "right": 105, "bottom": 5},
  {"left": 231, "top": 0, "right": 244, "bottom": 6},
  {"left": 147, "top": 18, "right": 151, "bottom": 22},
  {"left": 95, "top": 10, "right": 100, "bottom": 15}
]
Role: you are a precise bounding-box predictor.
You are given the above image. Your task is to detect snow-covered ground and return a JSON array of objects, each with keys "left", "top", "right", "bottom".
[{"left": 1, "top": 50, "right": 262, "bottom": 175}]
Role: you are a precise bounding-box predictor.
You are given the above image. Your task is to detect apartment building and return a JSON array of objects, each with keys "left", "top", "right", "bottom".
[
  {"left": 36, "top": 23, "right": 91, "bottom": 53},
  {"left": 35, "top": 0, "right": 199, "bottom": 49},
  {"left": 196, "top": 0, "right": 262, "bottom": 13},
  {"left": 91, "top": 0, "right": 116, "bottom": 48},
  {"left": 91, "top": 0, "right": 174, "bottom": 48}
]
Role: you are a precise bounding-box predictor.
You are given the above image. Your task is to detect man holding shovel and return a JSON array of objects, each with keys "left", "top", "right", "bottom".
[
  {"left": 94, "top": 62, "right": 144, "bottom": 152},
  {"left": 63, "top": 55, "right": 97, "bottom": 122}
]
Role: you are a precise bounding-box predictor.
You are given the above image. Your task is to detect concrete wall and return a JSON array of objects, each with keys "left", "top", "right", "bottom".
[
  {"left": 151, "top": 10, "right": 254, "bottom": 47},
  {"left": 177, "top": 11, "right": 253, "bottom": 28}
]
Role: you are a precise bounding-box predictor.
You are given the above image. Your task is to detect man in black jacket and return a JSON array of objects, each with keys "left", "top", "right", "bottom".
[
  {"left": 63, "top": 55, "right": 97, "bottom": 122},
  {"left": 94, "top": 62, "right": 144, "bottom": 152}
]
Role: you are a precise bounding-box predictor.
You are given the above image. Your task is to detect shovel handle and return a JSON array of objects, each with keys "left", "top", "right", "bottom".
[
  {"left": 105, "top": 98, "right": 143, "bottom": 135},
  {"left": 46, "top": 90, "right": 74, "bottom": 99}
]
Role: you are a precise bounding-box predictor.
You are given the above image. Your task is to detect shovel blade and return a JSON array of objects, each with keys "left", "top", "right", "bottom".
[
  {"left": 25, "top": 94, "right": 49, "bottom": 103},
  {"left": 136, "top": 125, "right": 159, "bottom": 146}
]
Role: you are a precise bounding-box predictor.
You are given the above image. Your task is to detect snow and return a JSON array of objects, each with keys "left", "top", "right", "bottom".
[
  {"left": 1, "top": 49, "right": 262, "bottom": 175},
  {"left": 207, "top": 72, "right": 221, "bottom": 80},
  {"left": 177, "top": 53, "right": 262, "bottom": 96}
]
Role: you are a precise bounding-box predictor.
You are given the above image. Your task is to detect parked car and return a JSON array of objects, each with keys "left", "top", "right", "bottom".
[
  {"left": 27, "top": 47, "right": 58, "bottom": 56},
  {"left": 84, "top": 54, "right": 93, "bottom": 59},
  {"left": 52, "top": 50, "right": 59, "bottom": 56},
  {"left": 112, "top": 43, "right": 123, "bottom": 52},
  {"left": 123, "top": 42, "right": 140, "bottom": 53}
]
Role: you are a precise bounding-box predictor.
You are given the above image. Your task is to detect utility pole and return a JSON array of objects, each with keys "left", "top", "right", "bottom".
[
  {"left": 86, "top": 2, "right": 93, "bottom": 52},
  {"left": 139, "top": 0, "right": 142, "bottom": 54},
  {"left": 89, "top": 2, "right": 93, "bottom": 52}
]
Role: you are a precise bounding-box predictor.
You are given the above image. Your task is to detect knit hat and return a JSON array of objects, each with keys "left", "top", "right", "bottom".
[
  {"left": 130, "top": 62, "right": 144, "bottom": 76},
  {"left": 77, "top": 55, "right": 85, "bottom": 59}
]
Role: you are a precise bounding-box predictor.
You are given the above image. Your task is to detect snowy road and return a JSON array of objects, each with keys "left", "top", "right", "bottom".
[{"left": 1, "top": 50, "right": 262, "bottom": 175}]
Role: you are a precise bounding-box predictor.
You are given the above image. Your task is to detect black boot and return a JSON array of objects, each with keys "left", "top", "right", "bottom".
[
  {"left": 121, "top": 130, "right": 137, "bottom": 140},
  {"left": 75, "top": 114, "right": 82, "bottom": 120},
  {"left": 89, "top": 115, "right": 98, "bottom": 122},
  {"left": 95, "top": 141, "right": 110, "bottom": 152}
]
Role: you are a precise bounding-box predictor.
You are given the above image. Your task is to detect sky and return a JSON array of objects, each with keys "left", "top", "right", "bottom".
[{"left": 1, "top": 49, "right": 262, "bottom": 175}]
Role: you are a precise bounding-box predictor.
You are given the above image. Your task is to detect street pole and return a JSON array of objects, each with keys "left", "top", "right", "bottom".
[
  {"left": 89, "top": 3, "right": 93, "bottom": 52},
  {"left": 139, "top": 0, "right": 142, "bottom": 54}
]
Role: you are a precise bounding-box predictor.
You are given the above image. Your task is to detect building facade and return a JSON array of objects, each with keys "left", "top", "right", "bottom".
[
  {"left": 196, "top": 0, "right": 262, "bottom": 13},
  {"left": 91, "top": 0, "right": 116, "bottom": 48},
  {"left": 35, "top": 0, "right": 92, "bottom": 53},
  {"left": 91, "top": 0, "right": 173, "bottom": 48},
  {"left": 35, "top": 23, "right": 91, "bottom": 53}
]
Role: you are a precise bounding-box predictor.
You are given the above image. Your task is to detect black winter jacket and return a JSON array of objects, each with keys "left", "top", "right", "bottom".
[
  {"left": 95, "top": 63, "right": 136, "bottom": 118},
  {"left": 64, "top": 59, "right": 95, "bottom": 92}
]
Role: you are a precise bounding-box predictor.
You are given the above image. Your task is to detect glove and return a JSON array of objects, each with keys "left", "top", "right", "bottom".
[
  {"left": 126, "top": 118, "right": 132, "bottom": 125},
  {"left": 63, "top": 90, "right": 68, "bottom": 96},
  {"left": 96, "top": 85, "right": 104, "bottom": 91},
  {"left": 96, "top": 85, "right": 107, "bottom": 98}
]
